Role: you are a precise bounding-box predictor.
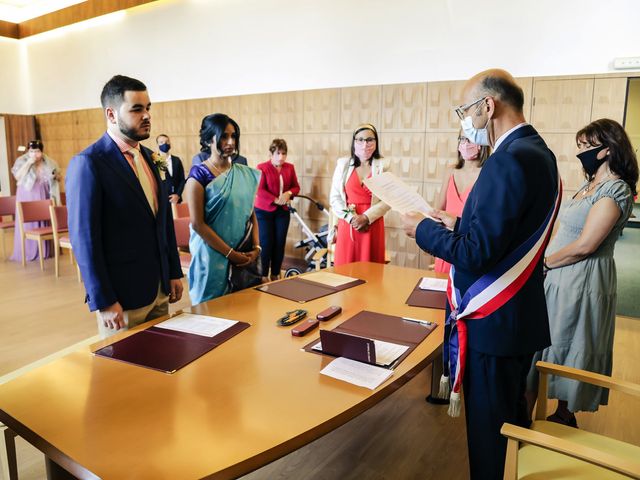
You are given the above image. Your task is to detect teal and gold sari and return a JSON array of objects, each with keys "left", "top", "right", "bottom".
[{"left": 188, "top": 164, "right": 260, "bottom": 304}]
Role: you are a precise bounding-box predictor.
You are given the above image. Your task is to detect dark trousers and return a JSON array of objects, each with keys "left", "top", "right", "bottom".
[
  {"left": 255, "top": 207, "right": 291, "bottom": 277},
  {"left": 463, "top": 348, "right": 533, "bottom": 480}
]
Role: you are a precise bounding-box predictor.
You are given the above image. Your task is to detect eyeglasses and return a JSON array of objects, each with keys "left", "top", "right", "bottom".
[
  {"left": 458, "top": 137, "right": 470, "bottom": 144},
  {"left": 354, "top": 137, "right": 376, "bottom": 145},
  {"left": 454, "top": 96, "right": 487, "bottom": 120}
]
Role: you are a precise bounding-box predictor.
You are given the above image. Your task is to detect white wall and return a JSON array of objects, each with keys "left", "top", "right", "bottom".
[
  {"left": 0, "top": 38, "right": 29, "bottom": 114},
  {"left": 3, "top": 0, "right": 640, "bottom": 114}
]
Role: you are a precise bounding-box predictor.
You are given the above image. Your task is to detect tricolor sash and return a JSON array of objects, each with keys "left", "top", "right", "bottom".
[{"left": 442, "top": 177, "right": 562, "bottom": 417}]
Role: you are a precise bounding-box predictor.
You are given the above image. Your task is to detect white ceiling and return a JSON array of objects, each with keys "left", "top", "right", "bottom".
[{"left": 0, "top": 0, "right": 86, "bottom": 23}]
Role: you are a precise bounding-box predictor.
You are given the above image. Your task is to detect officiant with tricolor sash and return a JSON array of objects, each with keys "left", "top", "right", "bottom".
[{"left": 402, "top": 69, "right": 560, "bottom": 480}]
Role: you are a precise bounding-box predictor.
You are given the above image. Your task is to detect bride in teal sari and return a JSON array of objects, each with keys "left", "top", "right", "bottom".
[{"left": 183, "top": 114, "right": 261, "bottom": 304}]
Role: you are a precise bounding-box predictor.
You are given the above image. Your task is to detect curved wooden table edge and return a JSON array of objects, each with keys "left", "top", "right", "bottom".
[{"left": 204, "top": 345, "right": 443, "bottom": 480}]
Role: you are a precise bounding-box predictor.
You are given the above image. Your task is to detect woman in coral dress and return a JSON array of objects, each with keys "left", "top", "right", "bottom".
[
  {"left": 330, "top": 124, "right": 390, "bottom": 266},
  {"left": 433, "top": 134, "right": 490, "bottom": 273}
]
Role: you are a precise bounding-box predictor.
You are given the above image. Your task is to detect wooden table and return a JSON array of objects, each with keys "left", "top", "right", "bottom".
[{"left": 0, "top": 262, "right": 445, "bottom": 480}]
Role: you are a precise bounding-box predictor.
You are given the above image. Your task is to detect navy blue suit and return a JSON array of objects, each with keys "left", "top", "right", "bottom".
[
  {"left": 165, "top": 155, "right": 186, "bottom": 201},
  {"left": 416, "top": 125, "right": 558, "bottom": 479},
  {"left": 66, "top": 133, "right": 182, "bottom": 312}
]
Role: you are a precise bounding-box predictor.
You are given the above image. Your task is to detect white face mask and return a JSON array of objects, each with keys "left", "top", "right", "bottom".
[{"left": 460, "top": 115, "right": 490, "bottom": 146}]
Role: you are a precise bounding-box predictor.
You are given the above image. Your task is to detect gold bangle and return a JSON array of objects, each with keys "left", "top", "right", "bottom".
[{"left": 225, "top": 247, "right": 234, "bottom": 258}]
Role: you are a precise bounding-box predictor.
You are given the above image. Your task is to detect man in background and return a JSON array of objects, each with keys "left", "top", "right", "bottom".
[{"left": 156, "top": 133, "right": 186, "bottom": 203}]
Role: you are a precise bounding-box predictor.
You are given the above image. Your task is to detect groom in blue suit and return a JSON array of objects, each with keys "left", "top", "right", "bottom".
[
  {"left": 67, "top": 75, "right": 183, "bottom": 338},
  {"left": 403, "top": 70, "right": 558, "bottom": 479}
]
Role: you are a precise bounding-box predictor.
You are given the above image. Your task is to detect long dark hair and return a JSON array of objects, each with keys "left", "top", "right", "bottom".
[
  {"left": 199, "top": 113, "right": 241, "bottom": 156},
  {"left": 576, "top": 118, "right": 638, "bottom": 196},
  {"left": 350, "top": 123, "right": 382, "bottom": 167}
]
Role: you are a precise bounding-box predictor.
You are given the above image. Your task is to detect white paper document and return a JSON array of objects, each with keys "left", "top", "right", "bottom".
[
  {"left": 303, "top": 271, "right": 359, "bottom": 287},
  {"left": 321, "top": 357, "right": 394, "bottom": 390},
  {"left": 364, "top": 172, "right": 434, "bottom": 217},
  {"left": 419, "top": 277, "right": 448, "bottom": 292},
  {"left": 311, "top": 337, "right": 409, "bottom": 367},
  {"left": 155, "top": 313, "right": 238, "bottom": 337}
]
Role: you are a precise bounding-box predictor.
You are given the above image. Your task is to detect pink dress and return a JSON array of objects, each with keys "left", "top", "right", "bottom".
[
  {"left": 10, "top": 174, "right": 52, "bottom": 262},
  {"left": 334, "top": 171, "right": 386, "bottom": 266},
  {"left": 434, "top": 174, "right": 474, "bottom": 273}
]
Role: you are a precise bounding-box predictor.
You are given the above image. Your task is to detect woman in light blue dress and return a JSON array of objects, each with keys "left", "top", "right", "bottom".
[
  {"left": 527, "top": 119, "right": 638, "bottom": 427},
  {"left": 183, "top": 114, "right": 261, "bottom": 304}
]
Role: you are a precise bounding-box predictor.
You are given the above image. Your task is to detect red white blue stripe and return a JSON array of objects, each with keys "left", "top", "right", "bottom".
[{"left": 445, "top": 178, "right": 562, "bottom": 411}]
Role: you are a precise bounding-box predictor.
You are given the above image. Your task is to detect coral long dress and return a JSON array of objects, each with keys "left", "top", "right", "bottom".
[
  {"left": 334, "top": 170, "right": 385, "bottom": 266},
  {"left": 434, "top": 174, "right": 474, "bottom": 273}
]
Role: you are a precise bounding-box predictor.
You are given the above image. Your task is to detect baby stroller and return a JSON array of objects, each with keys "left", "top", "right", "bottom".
[{"left": 281, "top": 195, "right": 332, "bottom": 277}]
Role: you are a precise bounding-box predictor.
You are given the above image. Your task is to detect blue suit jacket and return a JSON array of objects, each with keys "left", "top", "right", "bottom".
[
  {"left": 66, "top": 133, "right": 183, "bottom": 312},
  {"left": 416, "top": 125, "right": 558, "bottom": 356}
]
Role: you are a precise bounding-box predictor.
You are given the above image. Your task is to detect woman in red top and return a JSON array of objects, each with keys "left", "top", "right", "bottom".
[
  {"left": 433, "top": 133, "right": 490, "bottom": 273},
  {"left": 255, "top": 139, "right": 300, "bottom": 280}
]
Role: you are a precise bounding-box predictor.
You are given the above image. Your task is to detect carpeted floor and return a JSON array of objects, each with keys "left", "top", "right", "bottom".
[{"left": 615, "top": 204, "right": 640, "bottom": 318}]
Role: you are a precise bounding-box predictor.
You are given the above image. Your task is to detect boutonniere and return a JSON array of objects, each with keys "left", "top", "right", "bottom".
[{"left": 152, "top": 153, "right": 168, "bottom": 180}]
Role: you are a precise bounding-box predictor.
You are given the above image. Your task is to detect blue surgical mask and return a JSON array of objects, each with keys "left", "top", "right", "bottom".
[
  {"left": 460, "top": 115, "right": 490, "bottom": 146},
  {"left": 159, "top": 143, "right": 171, "bottom": 153}
]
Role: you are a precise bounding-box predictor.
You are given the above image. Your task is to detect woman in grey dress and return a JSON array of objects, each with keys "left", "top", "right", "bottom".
[{"left": 526, "top": 118, "right": 638, "bottom": 428}]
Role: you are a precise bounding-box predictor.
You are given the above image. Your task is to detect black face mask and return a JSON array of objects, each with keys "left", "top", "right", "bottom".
[
  {"left": 577, "top": 144, "right": 607, "bottom": 177},
  {"left": 159, "top": 143, "right": 171, "bottom": 153}
]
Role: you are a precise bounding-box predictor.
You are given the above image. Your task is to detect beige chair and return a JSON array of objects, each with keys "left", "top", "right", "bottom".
[
  {"left": 0, "top": 195, "right": 16, "bottom": 260},
  {"left": 16, "top": 199, "right": 55, "bottom": 270},
  {"left": 501, "top": 361, "right": 640, "bottom": 479},
  {"left": 49, "top": 205, "right": 80, "bottom": 281}
]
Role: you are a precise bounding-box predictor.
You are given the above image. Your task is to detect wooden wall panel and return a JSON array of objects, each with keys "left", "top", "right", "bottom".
[
  {"left": 238, "top": 94, "right": 270, "bottom": 134},
  {"left": 300, "top": 177, "right": 332, "bottom": 221},
  {"left": 380, "top": 133, "right": 425, "bottom": 181},
  {"left": 340, "top": 86, "right": 381, "bottom": 133},
  {"left": 532, "top": 78, "right": 594, "bottom": 132},
  {"left": 240, "top": 134, "right": 271, "bottom": 168},
  {"left": 302, "top": 133, "right": 340, "bottom": 178},
  {"left": 381, "top": 83, "right": 427, "bottom": 132},
  {"left": 591, "top": 77, "right": 628, "bottom": 123},
  {"left": 303, "top": 89, "right": 341, "bottom": 133},
  {"left": 424, "top": 132, "right": 458, "bottom": 182},
  {"left": 34, "top": 72, "right": 633, "bottom": 272},
  {"left": 516, "top": 77, "right": 534, "bottom": 121},
  {"left": 426, "top": 81, "right": 465, "bottom": 131},
  {"left": 541, "top": 133, "right": 585, "bottom": 193},
  {"left": 270, "top": 92, "right": 303, "bottom": 133},
  {"left": 210, "top": 96, "right": 241, "bottom": 120}
]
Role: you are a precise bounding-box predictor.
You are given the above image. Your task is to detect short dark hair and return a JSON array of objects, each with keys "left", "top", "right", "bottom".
[
  {"left": 479, "top": 75, "right": 524, "bottom": 112},
  {"left": 156, "top": 134, "right": 169, "bottom": 143},
  {"left": 576, "top": 118, "right": 639, "bottom": 196},
  {"left": 198, "top": 113, "right": 241, "bottom": 155},
  {"left": 28, "top": 139, "right": 44, "bottom": 151},
  {"left": 350, "top": 123, "right": 382, "bottom": 167},
  {"left": 100, "top": 75, "right": 147, "bottom": 109},
  {"left": 269, "top": 138, "right": 288, "bottom": 155}
]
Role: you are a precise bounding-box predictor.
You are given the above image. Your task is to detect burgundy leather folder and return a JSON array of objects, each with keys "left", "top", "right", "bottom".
[
  {"left": 93, "top": 321, "right": 250, "bottom": 373},
  {"left": 405, "top": 278, "right": 448, "bottom": 309},
  {"left": 318, "top": 330, "right": 376, "bottom": 364},
  {"left": 304, "top": 310, "right": 437, "bottom": 368},
  {"left": 256, "top": 276, "right": 365, "bottom": 303}
]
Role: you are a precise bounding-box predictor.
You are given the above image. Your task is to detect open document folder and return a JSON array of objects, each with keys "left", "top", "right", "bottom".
[
  {"left": 93, "top": 313, "right": 250, "bottom": 373},
  {"left": 364, "top": 172, "right": 435, "bottom": 218}
]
